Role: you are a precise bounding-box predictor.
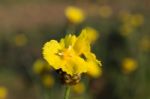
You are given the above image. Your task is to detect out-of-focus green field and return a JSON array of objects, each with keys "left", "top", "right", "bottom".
[{"left": 0, "top": 0, "right": 150, "bottom": 99}]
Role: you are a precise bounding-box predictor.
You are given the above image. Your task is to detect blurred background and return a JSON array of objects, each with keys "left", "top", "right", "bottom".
[{"left": 0, "top": 0, "right": 150, "bottom": 99}]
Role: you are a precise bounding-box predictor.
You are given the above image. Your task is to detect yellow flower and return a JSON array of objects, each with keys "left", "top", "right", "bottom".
[
  {"left": 130, "top": 14, "right": 144, "bottom": 27},
  {"left": 33, "top": 59, "right": 49, "bottom": 74},
  {"left": 0, "top": 86, "right": 7, "bottom": 99},
  {"left": 42, "top": 75, "right": 54, "bottom": 88},
  {"left": 43, "top": 28, "right": 101, "bottom": 77},
  {"left": 65, "top": 6, "right": 85, "bottom": 24},
  {"left": 99, "top": 5, "right": 113, "bottom": 18},
  {"left": 72, "top": 82, "right": 85, "bottom": 94},
  {"left": 119, "top": 24, "right": 134, "bottom": 36},
  {"left": 13, "top": 34, "right": 28, "bottom": 47},
  {"left": 139, "top": 36, "right": 150, "bottom": 52},
  {"left": 84, "top": 27, "right": 99, "bottom": 43},
  {"left": 119, "top": 10, "right": 131, "bottom": 23},
  {"left": 119, "top": 11, "right": 144, "bottom": 36},
  {"left": 122, "top": 58, "right": 138, "bottom": 74}
]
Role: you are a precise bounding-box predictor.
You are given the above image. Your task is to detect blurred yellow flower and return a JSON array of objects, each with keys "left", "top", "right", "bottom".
[
  {"left": 119, "top": 11, "right": 144, "bottom": 36},
  {"left": 130, "top": 14, "right": 144, "bottom": 27},
  {"left": 72, "top": 82, "right": 85, "bottom": 94},
  {"left": 99, "top": 5, "right": 113, "bottom": 18},
  {"left": 119, "top": 24, "right": 134, "bottom": 36},
  {"left": 43, "top": 28, "right": 101, "bottom": 76},
  {"left": 13, "top": 34, "right": 27, "bottom": 47},
  {"left": 122, "top": 58, "right": 138, "bottom": 74},
  {"left": 33, "top": 59, "right": 49, "bottom": 74},
  {"left": 65, "top": 6, "right": 85, "bottom": 24},
  {"left": 85, "top": 27, "right": 99, "bottom": 43},
  {"left": 42, "top": 75, "right": 54, "bottom": 88},
  {"left": 139, "top": 36, "right": 150, "bottom": 52},
  {"left": 0, "top": 86, "right": 7, "bottom": 99},
  {"left": 119, "top": 10, "right": 131, "bottom": 23}
]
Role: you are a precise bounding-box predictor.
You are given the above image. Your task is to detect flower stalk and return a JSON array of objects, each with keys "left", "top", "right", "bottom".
[{"left": 64, "top": 86, "right": 71, "bottom": 99}]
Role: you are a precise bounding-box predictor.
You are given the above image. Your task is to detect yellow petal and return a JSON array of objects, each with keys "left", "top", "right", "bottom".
[
  {"left": 74, "top": 28, "right": 99, "bottom": 55},
  {"left": 60, "top": 38, "right": 65, "bottom": 48},
  {"left": 63, "top": 34, "right": 77, "bottom": 48},
  {"left": 74, "top": 29, "right": 91, "bottom": 55},
  {"left": 87, "top": 61, "right": 102, "bottom": 78},
  {"left": 61, "top": 55, "right": 87, "bottom": 75},
  {"left": 85, "top": 52, "right": 102, "bottom": 78},
  {"left": 43, "top": 40, "right": 63, "bottom": 69}
]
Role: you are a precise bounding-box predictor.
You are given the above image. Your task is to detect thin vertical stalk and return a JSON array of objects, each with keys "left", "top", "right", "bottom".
[{"left": 64, "top": 86, "right": 71, "bottom": 99}]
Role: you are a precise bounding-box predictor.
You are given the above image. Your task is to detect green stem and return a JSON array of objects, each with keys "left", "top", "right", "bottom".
[{"left": 64, "top": 86, "right": 71, "bottom": 99}]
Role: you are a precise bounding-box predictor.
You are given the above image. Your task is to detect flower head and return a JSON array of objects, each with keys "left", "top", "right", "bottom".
[
  {"left": 122, "top": 58, "right": 138, "bottom": 74},
  {"left": 43, "top": 28, "right": 102, "bottom": 84},
  {"left": 139, "top": 36, "right": 150, "bottom": 52},
  {"left": 42, "top": 74, "right": 54, "bottom": 88},
  {"left": 33, "top": 59, "right": 49, "bottom": 74},
  {"left": 65, "top": 6, "right": 85, "bottom": 24},
  {"left": 119, "top": 11, "right": 144, "bottom": 36},
  {"left": 130, "top": 14, "right": 144, "bottom": 27},
  {"left": 0, "top": 86, "right": 7, "bottom": 99}
]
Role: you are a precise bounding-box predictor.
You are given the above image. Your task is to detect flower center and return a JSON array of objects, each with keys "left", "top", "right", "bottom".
[{"left": 58, "top": 46, "right": 73, "bottom": 60}]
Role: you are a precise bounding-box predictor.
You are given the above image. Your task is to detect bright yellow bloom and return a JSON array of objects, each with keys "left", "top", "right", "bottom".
[
  {"left": 0, "top": 86, "right": 7, "bottom": 99},
  {"left": 42, "top": 75, "right": 54, "bottom": 88},
  {"left": 65, "top": 6, "right": 85, "bottom": 24},
  {"left": 99, "top": 5, "right": 113, "bottom": 18},
  {"left": 43, "top": 28, "right": 101, "bottom": 76},
  {"left": 72, "top": 82, "right": 85, "bottom": 94},
  {"left": 122, "top": 58, "right": 138, "bottom": 74}
]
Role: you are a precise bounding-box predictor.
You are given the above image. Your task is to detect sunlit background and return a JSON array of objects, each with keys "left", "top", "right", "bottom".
[{"left": 0, "top": 0, "right": 150, "bottom": 99}]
